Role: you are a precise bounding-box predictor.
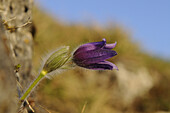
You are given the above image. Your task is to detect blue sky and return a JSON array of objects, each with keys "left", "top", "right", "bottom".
[{"left": 36, "top": 0, "right": 170, "bottom": 60}]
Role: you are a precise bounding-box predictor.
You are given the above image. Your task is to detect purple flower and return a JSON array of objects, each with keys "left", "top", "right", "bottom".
[{"left": 73, "top": 39, "right": 118, "bottom": 70}]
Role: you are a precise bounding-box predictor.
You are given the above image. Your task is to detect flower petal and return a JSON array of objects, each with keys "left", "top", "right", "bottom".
[
  {"left": 72, "top": 39, "right": 118, "bottom": 70},
  {"left": 104, "top": 42, "right": 117, "bottom": 49},
  {"left": 74, "top": 49, "right": 117, "bottom": 62},
  {"left": 83, "top": 61, "right": 118, "bottom": 70},
  {"left": 73, "top": 39, "right": 106, "bottom": 56}
]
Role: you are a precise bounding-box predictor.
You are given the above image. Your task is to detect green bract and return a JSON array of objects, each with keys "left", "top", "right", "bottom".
[
  {"left": 43, "top": 46, "right": 71, "bottom": 73},
  {"left": 20, "top": 46, "right": 71, "bottom": 102}
]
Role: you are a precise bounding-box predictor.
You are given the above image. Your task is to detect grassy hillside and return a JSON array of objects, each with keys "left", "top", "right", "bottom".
[{"left": 32, "top": 7, "right": 170, "bottom": 113}]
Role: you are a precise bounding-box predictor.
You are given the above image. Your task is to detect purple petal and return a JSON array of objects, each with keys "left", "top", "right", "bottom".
[
  {"left": 84, "top": 61, "right": 118, "bottom": 70},
  {"left": 104, "top": 42, "right": 117, "bottom": 49},
  {"left": 73, "top": 39, "right": 106, "bottom": 56},
  {"left": 73, "top": 39, "right": 118, "bottom": 70},
  {"left": 74, "top": 49, "right": 117, "bottom": 62}
]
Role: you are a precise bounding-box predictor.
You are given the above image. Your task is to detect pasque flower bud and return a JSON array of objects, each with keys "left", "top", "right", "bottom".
[{"left": 20, "top": 39, "right": 118, "bottom": 103}]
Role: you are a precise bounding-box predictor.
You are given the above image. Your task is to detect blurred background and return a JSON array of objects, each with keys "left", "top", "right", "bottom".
[{"left": 32, "top": 0, "right": 170, "bottom": 113}]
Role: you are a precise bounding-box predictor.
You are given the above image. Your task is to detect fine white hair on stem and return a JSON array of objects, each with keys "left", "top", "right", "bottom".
[
  {"left": 45, "top": 58, "right": 75, "bottom": 79},
  {"left": 39, "top": 46, "right": 72, "bottom": 78}
]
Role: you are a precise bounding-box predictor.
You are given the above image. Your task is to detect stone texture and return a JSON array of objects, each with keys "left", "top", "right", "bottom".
[{"left": 0, "top": 0, "right": 33, "bottom": 112}]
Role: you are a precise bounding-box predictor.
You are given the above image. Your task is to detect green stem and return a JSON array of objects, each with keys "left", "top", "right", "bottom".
[{"left": 20, "top": 70, "right": 47, "bottom": 101}]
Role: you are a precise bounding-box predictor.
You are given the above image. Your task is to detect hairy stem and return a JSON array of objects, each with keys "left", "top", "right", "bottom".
[{"left": 20, "top": 70, "right": 47, "bottom": 101}]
